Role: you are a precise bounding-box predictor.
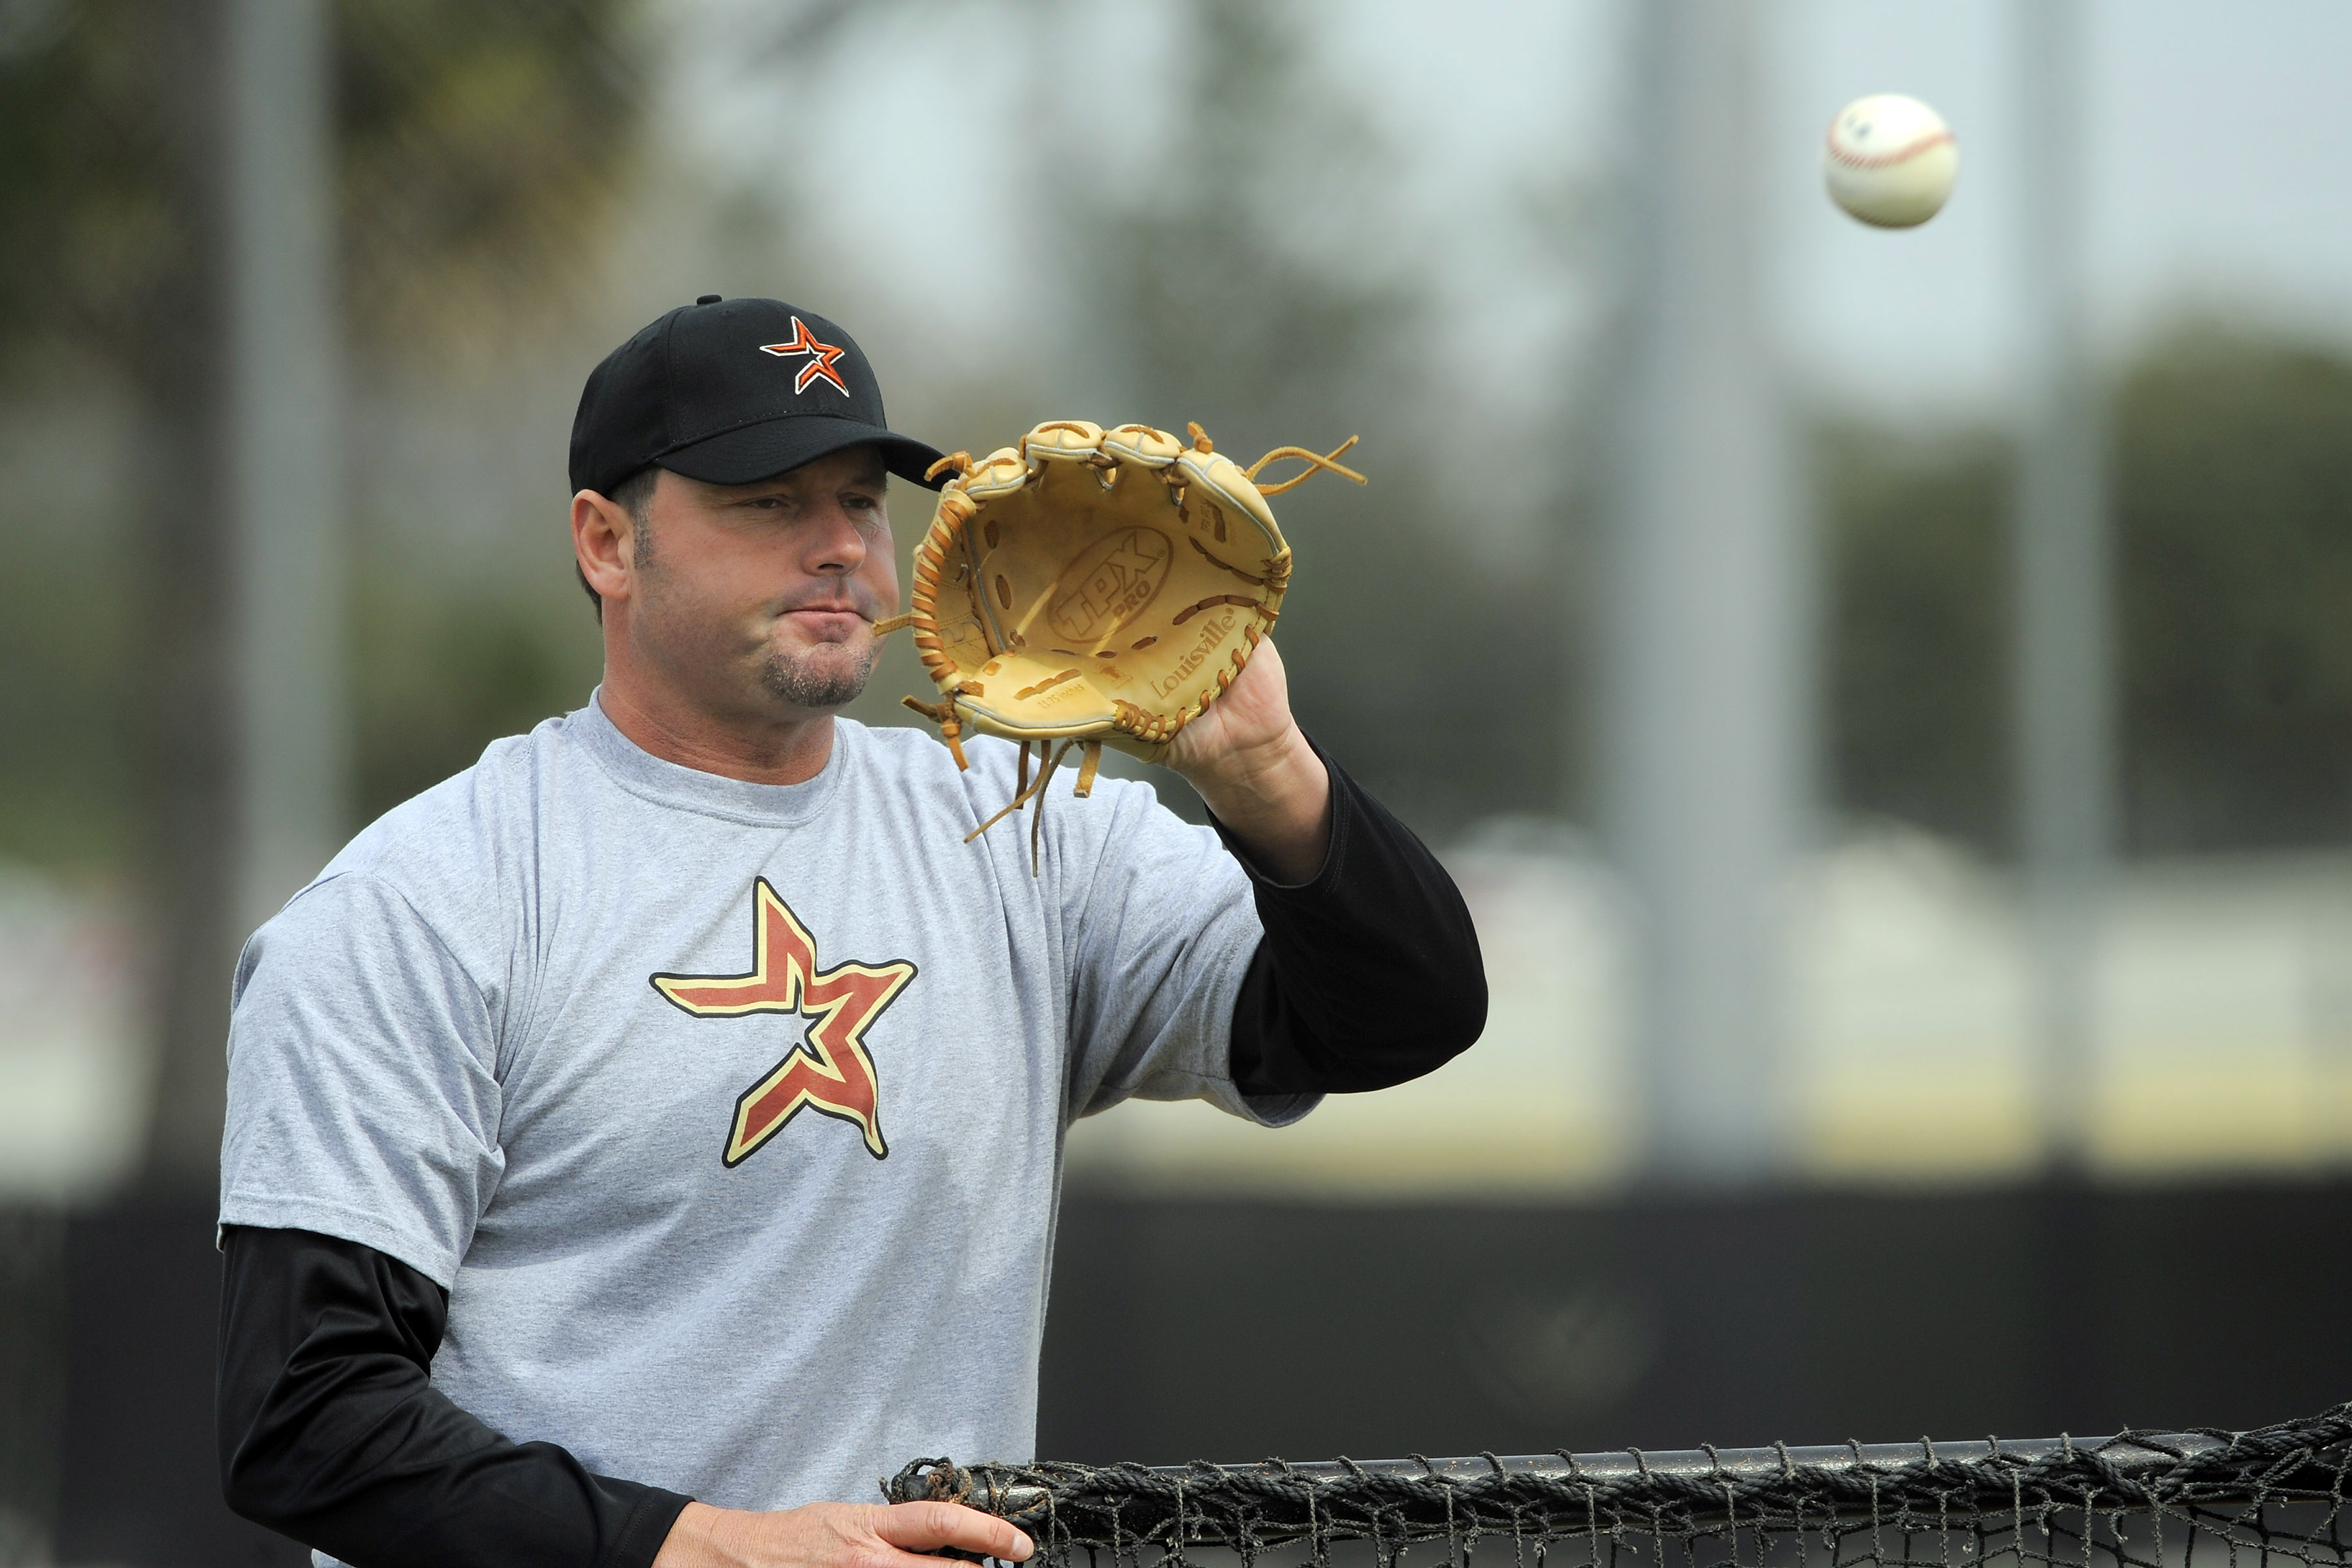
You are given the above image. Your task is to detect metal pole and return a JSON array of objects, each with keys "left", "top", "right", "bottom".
[
  {"left": 1603, "top": 0, "right": 1802, "bottom": 1183},
  {"left": 2015, "top": 0, "right": 2108, "bottom": 1171},
  {"left": 227, "top": 0, "right": 349, "bottom": 928}
]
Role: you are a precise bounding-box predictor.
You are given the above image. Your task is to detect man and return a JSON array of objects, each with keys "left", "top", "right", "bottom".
[{"left": 216, "top": 297, "right": 1485, "bottom": 1568}]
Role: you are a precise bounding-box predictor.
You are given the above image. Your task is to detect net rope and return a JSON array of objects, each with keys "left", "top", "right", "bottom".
[{"left": 887, "top": 1403, "right": 2352, "bottom": 1568}]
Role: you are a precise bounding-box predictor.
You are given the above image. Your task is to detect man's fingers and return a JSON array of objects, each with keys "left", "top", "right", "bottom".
[
  {"left": 862, "top": 1544, "right": 1007, "bottom": 1568},
  {"left": 870, "top": 1501, "right": 1034, "bottom": 1561}
]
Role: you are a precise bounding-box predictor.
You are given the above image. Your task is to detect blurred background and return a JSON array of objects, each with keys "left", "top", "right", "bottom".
[{"left": 6, "top": 0, "right": 2352, "bottom": 1561}]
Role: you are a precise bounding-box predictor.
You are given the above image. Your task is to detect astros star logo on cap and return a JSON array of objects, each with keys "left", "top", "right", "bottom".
[{"left": 758, "top": 317, "right": 851, "bottom": 397}]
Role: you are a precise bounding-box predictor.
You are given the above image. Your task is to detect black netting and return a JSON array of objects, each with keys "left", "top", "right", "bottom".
[{"left": 887, "top": 1405, "right": 2352, "bottom": 1568}]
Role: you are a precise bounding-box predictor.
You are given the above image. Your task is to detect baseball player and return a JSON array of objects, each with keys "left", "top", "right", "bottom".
[{"left": 214, "top": 297, "right": 1486, "bottom": 1568}]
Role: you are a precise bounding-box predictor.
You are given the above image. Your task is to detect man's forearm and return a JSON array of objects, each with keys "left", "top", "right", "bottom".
[
  {"left": 218, "top": 1226, "right": 690, "bottom": 1568},
  {"left": 1221, "top": 745, "right": 1488, "bottom": 1098},
  {"left": 1175, "top": 723, "right": 1333, "bottom": 885}
]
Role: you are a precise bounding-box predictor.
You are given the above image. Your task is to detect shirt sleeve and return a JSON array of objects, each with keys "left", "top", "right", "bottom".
[
  {"left": 218, "top": 1224, "right": 691, "bottom": 1568},
  {"left": 220, "top": 871, "right": 506, "bottom": 1288},
  {"left": 1054, "top": 769, "right": 1303, "bottom": 1126},
  {"left": 1051, "top": 738, "right": 1486, "bottom": 1122},
  {"left": 1218, "top": 745, "right": 1488, "bottom": 1097}
]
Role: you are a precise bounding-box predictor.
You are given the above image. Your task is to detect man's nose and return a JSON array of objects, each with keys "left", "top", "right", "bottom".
[{"left": 803, "top": 502, "right": 868, "bottom": 574}]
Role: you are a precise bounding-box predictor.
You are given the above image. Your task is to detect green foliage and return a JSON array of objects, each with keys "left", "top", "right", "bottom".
[
  {"left": 350, "top": 575, "right": 601, "bottom": 826},
  {"left": 336, "top": 0, "right": 644, "bottom": 354},
  {"left": 1068, "top": 3, "right": 1403, "bottom": 425},
  {"left": 0, "top": 0, "right": 644, "bottom": 365},
  {"left": 0, "top": 500, "right": 606, "bottom": 870},
  {"left": 1820, "top": 427, "right": 2011, "bottom": 849},
  {"left": 0, "top": 525, "right": 135, "bottom": 866},
  {"left": 1823, "top": 329, "right": 2352, "bottom": 857},
  {"left": 1058, "top": 0, "right": 1573, "bottom": 838},
  {"left": 2115, "top": 332, "right": 2352, "bottom": 852},
  {"left": 0, "top": 0, "right": 208, "bottom": 368},
  {"left": 0, "top": 0, "right": 642, "bottom": 875},
  {"left": 10, "top": 0, "right": 2352, "bottom": 876}
]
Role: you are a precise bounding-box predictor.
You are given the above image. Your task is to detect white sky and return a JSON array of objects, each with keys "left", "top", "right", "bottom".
[{"left": 660, "top": 0, "right": 2352, "bottom": 428}]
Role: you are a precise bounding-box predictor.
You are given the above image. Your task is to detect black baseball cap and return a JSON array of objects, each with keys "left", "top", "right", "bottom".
[{"left": 568, "top": 295, "right": 948, "bottom": 499}]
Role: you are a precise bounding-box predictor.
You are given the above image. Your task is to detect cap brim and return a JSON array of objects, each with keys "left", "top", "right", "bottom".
[{"left": 657, "top": 417, "right": 951, "bottom": 492}]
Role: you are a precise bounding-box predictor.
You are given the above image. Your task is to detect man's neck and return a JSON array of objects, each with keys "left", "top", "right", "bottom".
[{"left": 595, "top": 681, "right": 838, "bottom": 787}]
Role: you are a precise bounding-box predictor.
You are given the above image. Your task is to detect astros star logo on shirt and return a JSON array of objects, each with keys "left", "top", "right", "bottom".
[
  {"left": 757, "top": 318, "right": 851, "bottom": 396},
  {"left": 651, "top": 878, "right": 916, "bottom": 1164}
]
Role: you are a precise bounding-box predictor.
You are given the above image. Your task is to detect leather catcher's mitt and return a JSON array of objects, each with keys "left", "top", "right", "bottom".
[{"left": 876, "top": 419, "right": 1363, "bottom": 855}]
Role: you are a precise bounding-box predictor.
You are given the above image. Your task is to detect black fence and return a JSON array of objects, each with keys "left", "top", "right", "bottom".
[{"left": 14, "top": 1178, "right": 2352, "bottom": 1565}]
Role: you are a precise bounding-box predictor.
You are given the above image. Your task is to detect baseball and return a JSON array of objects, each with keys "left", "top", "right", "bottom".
[{"left": 1823, "top": 93, "right": 1958, "bottom": 228}]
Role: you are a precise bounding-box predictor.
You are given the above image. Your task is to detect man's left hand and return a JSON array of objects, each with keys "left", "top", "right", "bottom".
[{"left": 1164, "top": 638, "right": 1331, "bottom": 884}]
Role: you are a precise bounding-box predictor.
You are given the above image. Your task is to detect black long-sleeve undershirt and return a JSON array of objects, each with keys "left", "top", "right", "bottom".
[
  {"left": 1220, "top": 745, "right": 1486, "bottom": 1097},
  {"left": 218, "top": 750, "right": 1486, "bottom": 1566},
  {"left": 218, "top": 1227, "right": 692, "bottom": 1568}
]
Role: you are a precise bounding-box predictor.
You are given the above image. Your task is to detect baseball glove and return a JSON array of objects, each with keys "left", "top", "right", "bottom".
[{"left": 875, "top": 418, "right": 1363, "bottom": 864}]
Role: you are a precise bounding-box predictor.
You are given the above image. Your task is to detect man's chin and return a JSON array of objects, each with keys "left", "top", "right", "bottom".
[{"left": 758, "top": 644, "right": 877, "bottom": 711}]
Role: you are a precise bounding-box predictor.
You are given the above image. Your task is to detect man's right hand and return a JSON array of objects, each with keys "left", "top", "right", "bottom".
[{"left": 653, "top": 1499, "right": 1036, "bottom": 1568}]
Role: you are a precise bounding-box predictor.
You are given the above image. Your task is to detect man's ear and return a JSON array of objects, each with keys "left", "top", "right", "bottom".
[{"left": 572, "top": 488, "right": 640, "bottom": 606}]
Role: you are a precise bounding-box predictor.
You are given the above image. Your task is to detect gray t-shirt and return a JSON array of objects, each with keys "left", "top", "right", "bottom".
[{"left": 218, "top": 696, "right": 1312, "bottom": 1518}]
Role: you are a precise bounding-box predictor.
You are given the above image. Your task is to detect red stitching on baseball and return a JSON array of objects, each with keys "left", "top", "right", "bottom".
[{"left": 1823, "top": 127, "right": 1954, "bottom": 171}]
